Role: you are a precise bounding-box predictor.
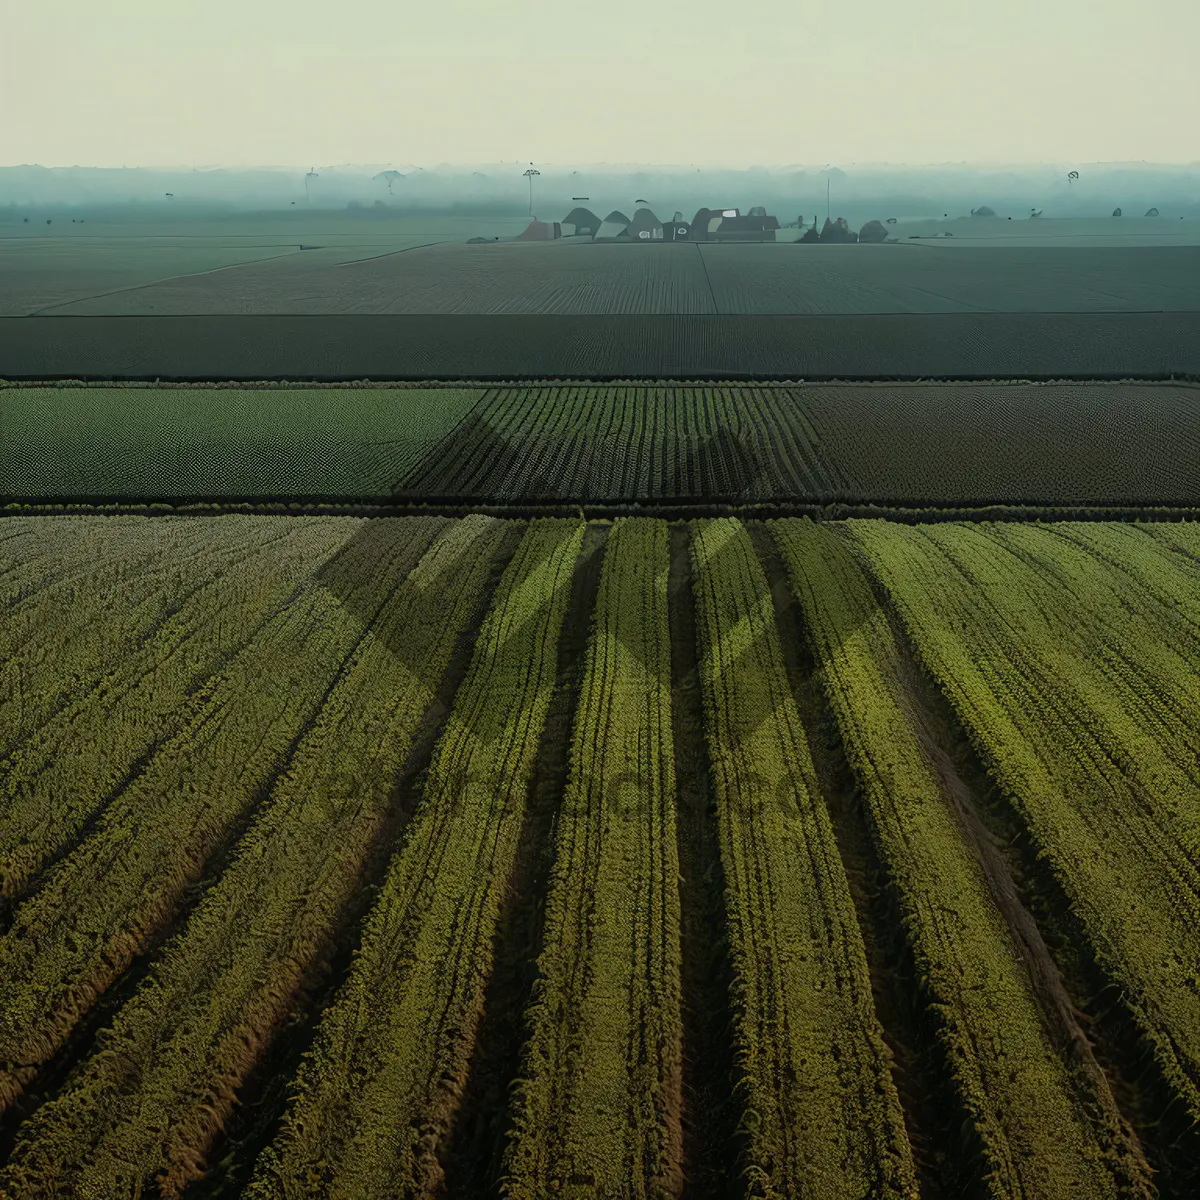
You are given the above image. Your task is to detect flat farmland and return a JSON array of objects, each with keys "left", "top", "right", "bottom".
[
  {"left": 22, "top": 240, "right": 1200, "bottom": 316},
  {"left": 6, "top": 311, "right": 1198, "bottom": 380},
  {"left": 1, "top": 512, "right": 1197, "bottom": 1198},
  {"left": 5, "top": 381, "right": 1199, "bottom": 507},
  {"left": 0, "top": 215, "right": 531, "bottom": 317}
]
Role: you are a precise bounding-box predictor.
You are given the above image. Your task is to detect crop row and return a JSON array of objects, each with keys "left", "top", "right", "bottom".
[
  {"left": 400, "top": 387, "right": 838, "bottom": 502},
  {"left": 502, "top": 518, "right": 682, "bottom": 1198},
  {"left": 851, "top": 520, "right": 1200, "bottom": 1131},
  {"left": 0, "top": 517, "right": 450, "bottom": 1113},
  {"left": 246, "top": 518, "right": 584, "bottom": 1197},
  {"left": 774, "top": 518, "right": 1150, "bottom": 1197},
  {"left": 689, "top": 518, "right": 917, "bottom": 1197},
  {"left": 0, "top": 515, "right": 512, "bottom": 1196},
  {"left": 2, "top": 518, "right": 328, "bottom": 755},
  {"left": 0, "top": 517, "right": 366, "bottom": 899},
  {"left": 1, "top": 514, "right": 1197, "bottom": 1197}
]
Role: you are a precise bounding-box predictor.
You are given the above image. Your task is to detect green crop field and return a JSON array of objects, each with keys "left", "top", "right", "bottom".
[
  {"left": 1, "top": 512, "right": 1197, "bottom": 1198},
  {"left": 4, "top": 381, "right": 1200, "bottom": 507}
]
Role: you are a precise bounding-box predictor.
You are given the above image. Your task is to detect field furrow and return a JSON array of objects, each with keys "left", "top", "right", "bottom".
[
  {"left": 0, "top": 518, "right": 348, "bottom": 898},
  {"left": 0, "top": 515, "right": 511, "bottom": 1198},
  {"left": 773, "top": 517, "right": 1151, "bottom": 1198},
  {"left": 690, "top": 518, "right": 917, "bottom": 1198},
  {"left": 245, "top": 518, "right": 584, "bottom": 1199},
  {"left": 851, "top": 520, "right": 1200, "bottom": 1126},
  {"left": 503, "top": 519, "right": 681, "bottom": 1199},
  {"left": 0, "top": 517, "right": 447, "bottom": 1114}
]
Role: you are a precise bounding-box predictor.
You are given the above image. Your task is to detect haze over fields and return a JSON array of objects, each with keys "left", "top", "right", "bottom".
[
  {"left": 4, "top": 1, "right": 1198, "bottom": 167},
  {"left": 3, "top": 163, "right": 1200, "bottom": 224}
]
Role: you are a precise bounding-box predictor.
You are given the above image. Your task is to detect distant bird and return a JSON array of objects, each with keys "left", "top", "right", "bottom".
[
  {"left": 1113, "top": 207, "right": 1122, "bottom": 217},
  {"left": 165, "top": 192, "right": 174, "bottom": 198},
  {"left": 1068, "top": 170, "right": 1079, "bottom": 187},
  {"left": 1029, "top": 208, "right": 1043, "bottom": 218},
  {"left": 886, "top": 217, "right": 897, "bottom": 224},
  {"left": 636, "top": 199, "right": 648, "bottom": 204},
  {"left": 1145, "top": 207, "right": 1159, "bottom": 217}
]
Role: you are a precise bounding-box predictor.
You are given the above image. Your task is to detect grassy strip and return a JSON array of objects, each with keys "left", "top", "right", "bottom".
[
  {"left": 1, "top": 519, "right": 274, "bottom": 752},
  {"left": 689, "top": 518, "right": 916, "bottom": 1198},
  {"left": 0, "top": 515, "right": 510, "bottom": 1198},
  {"left": 773, "top": 518, "right": 1151, "bottom": 1198},
  {"left": 501, "top": 518, "right": 682, "bottom": 1198},
  {"left": 0, "top": 517, "right": 346, "bottom": 898},
  {"left": 0, "top": 518, "right": 446, "bottom": 1114},
  {"left": 245, "top": 518, "right": 585, "bottom": 1199},
  {"left": 851, "top": 520, "right": 1200, "bottom": 1127}
]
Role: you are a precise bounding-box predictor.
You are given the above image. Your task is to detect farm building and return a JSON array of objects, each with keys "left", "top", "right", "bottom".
[
  {"left": 593, "top": 211, "right": 632, "bottom": 241},
  {"left": 713, "top": 207, "right": 780, "bottom": 242},
  {"left": 663, "top": 211, "right": 691, "bottom": 241},
  {"left": 561, "top": 207, "right": 601, "bottom": 236},
  {"left": 516, "top": 219, "right": 561, "bottom": 241},
  {"left": 689, "top": 206, "right": 779, "bottom": 242},
  {"left": 626, "top": 207, "right": 665, "bottom": 240}
]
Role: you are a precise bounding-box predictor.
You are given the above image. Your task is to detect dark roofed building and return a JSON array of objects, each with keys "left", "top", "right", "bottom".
[
  {"left": 562, "top": 207, "right": 601, "bottom": 236},
  {"left": 711, "top": 207, "right": 780, "bottom": 242},
  {"left": 626, "top": 207, "right": 665, "bottom": 241},
  {"left": 516, "top": 219, "right": 561, "bottom": 241},
  {"left": 594, "top": 211, "right": 631, "bottom": 241}
]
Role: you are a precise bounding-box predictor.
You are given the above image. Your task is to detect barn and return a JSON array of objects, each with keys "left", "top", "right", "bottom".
[
  {"left": 561, "top": 207, "right": 601, "bottom": 237},
  {"left": 593, "top": 211, "right": 632, "bottom": 241},
  {"left": 626, "top": 207, "right": 665, "bottom": 241},
  {"left": 663, "top": 211, "right": 691, "bottom": 241},
  {"left": 516, "top": 219, "right": 561, "bottom": 241},
  {"left": 689, "top": 206, "right": 741, "bottom": 242}
]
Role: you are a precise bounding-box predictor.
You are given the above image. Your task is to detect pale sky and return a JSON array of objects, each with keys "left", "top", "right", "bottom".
[{"left": 3, "top": 0, "right": 1197, "bottom": 168}]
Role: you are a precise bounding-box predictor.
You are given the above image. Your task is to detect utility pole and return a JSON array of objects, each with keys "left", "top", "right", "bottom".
[
  {"left": 827, "top": 176, "right": 831, "bottom": 222},
  {"left": 523, "top": 166, "right": 541, "bottom": 217}
]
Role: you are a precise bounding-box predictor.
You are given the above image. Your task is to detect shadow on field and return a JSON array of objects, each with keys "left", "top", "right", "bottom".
[{"left": 392, "top": 409, "right": 777, "bottom": 503}]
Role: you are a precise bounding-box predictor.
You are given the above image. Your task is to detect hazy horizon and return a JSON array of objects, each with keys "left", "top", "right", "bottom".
[{"left": 5, "top": 0, "right": 1197, "bottom": 168}]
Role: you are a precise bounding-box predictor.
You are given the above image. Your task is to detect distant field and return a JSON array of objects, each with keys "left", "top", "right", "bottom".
[
  {"left": 28, "top": 241, "right": 1200, "bottom": 316},
  {"left": 1, "top": 513, "right": 1197, "bottom": 1196},
  {"left": 0, "top": 215, "right": 530, "bottom": 316},
  {"left": 5, "top": 381, "right": 1199, "bottom": 506}
]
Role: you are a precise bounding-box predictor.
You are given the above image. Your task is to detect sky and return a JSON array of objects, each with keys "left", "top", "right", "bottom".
[{"left": 3, "top": 0, "right": 1197, "bottom": 168}]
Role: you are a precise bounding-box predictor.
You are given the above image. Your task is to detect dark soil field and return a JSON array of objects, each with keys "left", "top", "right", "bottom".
[{"left": 4, "top": 311, "right": 1200, "bottom": 380}]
